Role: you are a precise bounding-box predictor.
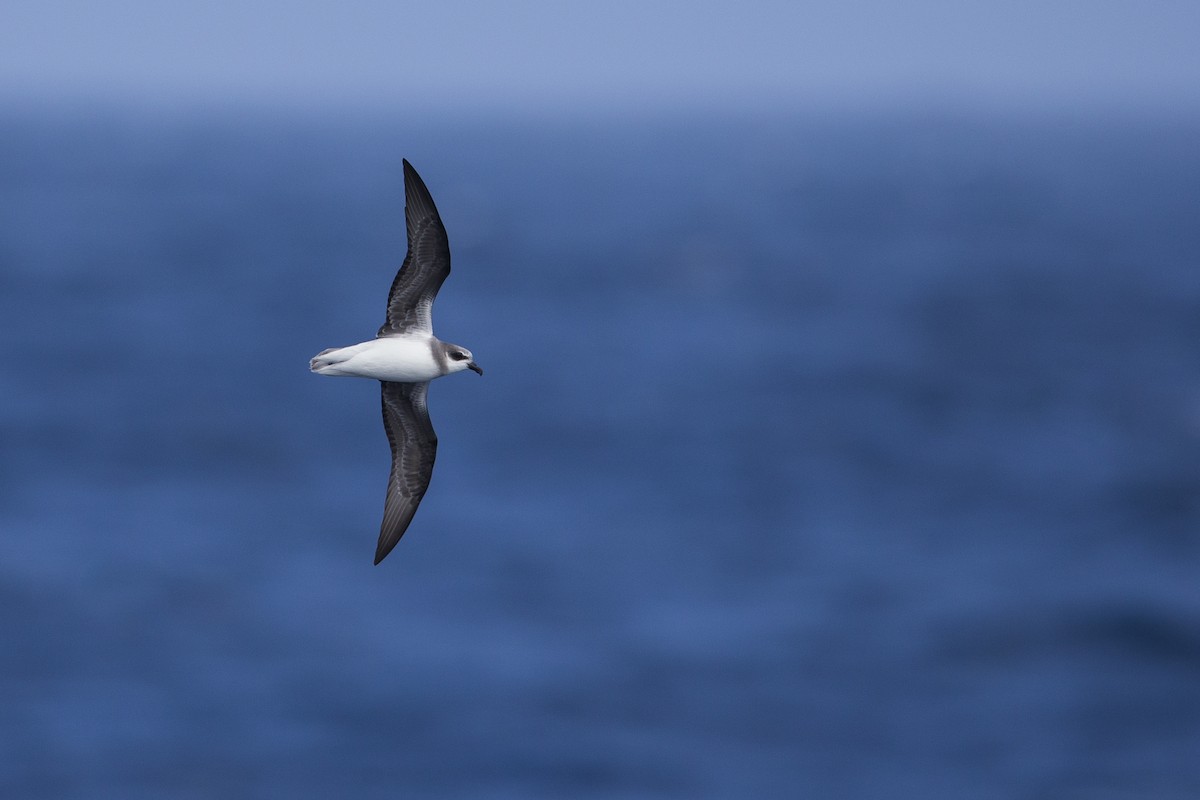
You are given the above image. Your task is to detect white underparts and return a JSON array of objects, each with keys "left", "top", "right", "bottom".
[{"left": 310, "top": 336, "right": 442, "bottom": 383}]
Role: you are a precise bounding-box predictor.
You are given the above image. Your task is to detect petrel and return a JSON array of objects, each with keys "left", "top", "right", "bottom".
[{"left": 310, "top": 160, "right": 481, "bottom": 564}]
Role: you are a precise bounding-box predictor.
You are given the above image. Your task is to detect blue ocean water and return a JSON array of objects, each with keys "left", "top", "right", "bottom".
[{"left": 1, "top": 107, "right": 1198, "bottom": 799}]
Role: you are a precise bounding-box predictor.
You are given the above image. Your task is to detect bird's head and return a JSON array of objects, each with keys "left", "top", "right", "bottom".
[{"left": 443, "top": 343, "right": 483, "bottom": 376}]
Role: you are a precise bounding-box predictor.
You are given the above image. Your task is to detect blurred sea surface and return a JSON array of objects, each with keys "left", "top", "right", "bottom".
[{"left": 1, "top": 107, "right": 1198, "bottom": 799}]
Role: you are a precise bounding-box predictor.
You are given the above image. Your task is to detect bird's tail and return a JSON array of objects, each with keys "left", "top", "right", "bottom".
[{"left": 310, "top": 347, "right": 346, "bottom": 374}]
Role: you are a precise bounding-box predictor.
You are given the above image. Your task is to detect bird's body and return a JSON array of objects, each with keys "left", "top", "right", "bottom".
[{"left": 310, "top": 160, "right": 481, "bottom": 564}]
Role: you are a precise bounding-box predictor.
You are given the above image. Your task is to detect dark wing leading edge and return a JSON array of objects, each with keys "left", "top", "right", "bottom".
[
  {"left": 375, "top": 381, "right": 438, "bottom": 564},
  {"left": 377, "top": 160, "right": 451, "bottom": 337}
]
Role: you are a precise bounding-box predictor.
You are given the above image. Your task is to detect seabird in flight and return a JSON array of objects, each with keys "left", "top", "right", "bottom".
[{"left": 311, "top": 159, "right": 481, "bottom": 564}]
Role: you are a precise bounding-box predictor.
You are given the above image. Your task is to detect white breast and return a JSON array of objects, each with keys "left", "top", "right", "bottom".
[{"left": 310, "top": 336, "right": 442, "bottom": 383}]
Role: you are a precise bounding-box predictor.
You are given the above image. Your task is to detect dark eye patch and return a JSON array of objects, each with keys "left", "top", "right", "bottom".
[{"left": 449, "top": 351, "right": 468, "bottom": 361}]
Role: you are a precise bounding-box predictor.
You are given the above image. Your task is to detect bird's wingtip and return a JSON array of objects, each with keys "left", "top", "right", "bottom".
[{"left": 374, "top": 536, "right": 398, "bottom": 565}]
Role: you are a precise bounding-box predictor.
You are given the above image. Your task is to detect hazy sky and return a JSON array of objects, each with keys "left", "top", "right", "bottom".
[{"left": 3, "top": 0, "right": 1199, "bottom": 113}]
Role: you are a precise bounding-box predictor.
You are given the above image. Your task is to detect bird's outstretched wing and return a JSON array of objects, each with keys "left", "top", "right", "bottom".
[
  {"left": 377, "top": 160, "right": 451, "bottom": 337},
  {"left": 376, "top": 380, "right": 438, "bottom": 564}
]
